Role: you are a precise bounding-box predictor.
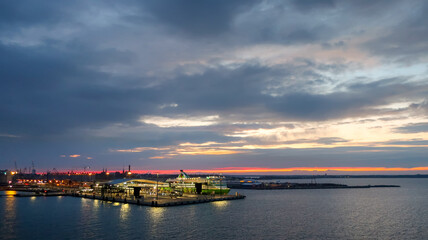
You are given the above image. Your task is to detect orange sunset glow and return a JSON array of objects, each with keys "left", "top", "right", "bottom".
[{"left": 104, "top": 166, "right": 428, "bottom": 175}]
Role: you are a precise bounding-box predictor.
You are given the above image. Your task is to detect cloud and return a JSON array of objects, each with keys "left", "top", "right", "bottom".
[
  {"left": 1, "top": 1, "right": 428, "bottom": 171},
  {"left": 0, "top": 42, "right": 154, "bottom": 136},
  {"left": 139, "top": 0, "right": 260, "bottom": 37},
  {"left": 0, "top": 1, "right": 76, "bottom": 27},
  {"left": 291, "top": 0, "right": 337, "bottom": 12},
  {"left": 386, "top": 139, "right": 428, "bottom": 146},
  {"left": 395, "top": 123, "right": 428, "bottom": 133},
  {"left": 362, "top": 1, "right": 428, "bottom": 63},
  {"left": 114, "top": 141, "right": 244, "bottom": 159},
  {"left": 140, "top": 115, "right": 219, "bottom": 128},
  {"left": 316, "top": 137, "right": 348, "bottom": 145}
]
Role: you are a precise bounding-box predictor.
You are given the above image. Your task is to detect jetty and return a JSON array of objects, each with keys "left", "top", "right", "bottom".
[
  {"left": 75, "top": 192, "right": 245, "bottom": 207},
  {"left": 228, "top": 181, "right": 400, "bottom": 190},
  {"left": 1, "top": 188, "right": 245, "bottom": 207}
]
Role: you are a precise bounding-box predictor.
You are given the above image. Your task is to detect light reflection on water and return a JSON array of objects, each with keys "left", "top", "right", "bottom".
[
  {"left": 119, "top": 203, "right": 130, "bottom": 221},
  {"left": 1, "top": 197, "right": 17, "bottom": 238},
  {"left": 1, "top": 178, "right": 428, "bottom": 239},
  {"left": 211, "top": 200, "right": 229, "bottom": 209},
  {"left": 148, "top": 207, "right": 166, "bottom": 224}
]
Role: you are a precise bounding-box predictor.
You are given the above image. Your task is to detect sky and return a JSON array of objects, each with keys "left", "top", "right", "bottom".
[{"left": 1, "top": 0, "right": 428, "bottom": 174}]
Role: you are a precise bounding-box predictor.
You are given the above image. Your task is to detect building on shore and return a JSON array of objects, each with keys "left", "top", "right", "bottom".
[{"left": 0, "top": 170, "right": 14, "bottom": 186}]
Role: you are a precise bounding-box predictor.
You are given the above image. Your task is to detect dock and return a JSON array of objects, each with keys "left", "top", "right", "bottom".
[
  {"left": 228, "top": 182, "right": 401, "bottom": 190},
  {"left": 75, "top": 193, "right": 245, "bottom": 207},
  {"left": 2, "top": 190, "right": 246, "bottom": 207}
]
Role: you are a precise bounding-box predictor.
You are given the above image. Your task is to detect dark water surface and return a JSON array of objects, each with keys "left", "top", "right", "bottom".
[{"left": 1, "top": 178, "right": 428, "bottom": 239}]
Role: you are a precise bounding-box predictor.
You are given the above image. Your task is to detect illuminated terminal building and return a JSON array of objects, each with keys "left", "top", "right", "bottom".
[{"left": 98, "top": 170, "right": 229, "bottom": 198}]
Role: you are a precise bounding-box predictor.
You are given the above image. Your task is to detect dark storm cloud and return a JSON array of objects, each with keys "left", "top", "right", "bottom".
[
  {"left": 157, "top": 59, "right": 348, "bottom": 116},
  {"left": 231, "top": 0, "right": 403, "bottom": 46},
  {"left": 363, "top": 1, "right": 428, "bottom": 62},
  {"left": 1, "top": 36, "right": 426, "bottom": 139},
  {"left": 5, "top": 58, "right": 419, "bottom": 136},
  {"left": 0, "top": 1, "right": 75, "bottom": 27},
  {"left": 139, "top": 0, "right": 260, "bottom": 37},
  {"left": 0, "top": 42, "right": 158, "bottom": 136},
  {"left": 157, "top": 64, "right": 426, "bottom": 121},
  {"left": 269, "top": 78, "right": 426, "bottom": 120},
  {"left": 1, "top": 0, "right": 428, "bottom": 170},
  {"left": 291, "top": 0, "right": 337, "bottom": 12}
]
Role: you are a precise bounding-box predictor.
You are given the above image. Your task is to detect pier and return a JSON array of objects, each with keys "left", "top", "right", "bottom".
[
  {"left": 75, "top": 192, "right": 245, "bottom": 207},
  {"left": 228, "top": 181, "right": 401, "bottom": 190},
  {"left": 1, "top": 169, "right": 248, "bottom": 207},
  {"left": 1, "top": 189, "right": 246, "bottom": 207}
]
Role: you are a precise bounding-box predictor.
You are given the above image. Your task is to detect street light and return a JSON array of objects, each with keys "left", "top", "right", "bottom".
[
  {"left": 220, "top": 175, "right": 222, "bottom": 195},
  {"left": 156, "top": 173, "right": 159, "bottom": 200}
]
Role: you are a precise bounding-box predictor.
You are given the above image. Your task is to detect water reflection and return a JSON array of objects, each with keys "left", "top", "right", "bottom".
[
  {"left": 79, "top": 198, "right": 100, "bottom": 239},
  {"left": 92, "top": 199, "right": 100, "bottom": 209},
  {"left": 1, "top": 196, "right": 17, "bottom": 238},
  {"left": 148, "top": 207, "right": 166, "bottom": 237},
  {"left": 149, "top": 207, "right": 166, "bottom": 224},
  {"left": 119, "top": 203, "right": 130, "bottom": 221},
  {"left": 212, "top": 200, "right": 229, "bottom": 209}
]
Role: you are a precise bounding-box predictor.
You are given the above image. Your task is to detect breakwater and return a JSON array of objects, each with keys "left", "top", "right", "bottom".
[
  {"left": 1, "top": 190, "right": 245, "bottom": 207},
  {"left": 228, "top": 182, "right": 400, "bottom": 190},
  {"left": 75, "top": 193, "right": 245, "bottom": 207}
]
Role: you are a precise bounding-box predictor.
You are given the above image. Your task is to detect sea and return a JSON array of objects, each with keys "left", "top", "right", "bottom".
[{"left": 1, "top": 178, "right": 428, "bottom": 240}]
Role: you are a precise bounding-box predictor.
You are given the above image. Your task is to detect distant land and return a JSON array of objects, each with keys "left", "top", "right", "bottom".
[{"left": 227, "top": 174, "right": 428, "bottom": 179}]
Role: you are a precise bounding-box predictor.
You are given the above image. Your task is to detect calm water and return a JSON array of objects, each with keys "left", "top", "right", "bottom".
[{"left": 1, "top": 178, "right": 428, "bottom": 240}]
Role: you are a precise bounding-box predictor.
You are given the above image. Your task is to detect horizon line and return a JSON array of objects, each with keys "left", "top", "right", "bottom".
[{"left": 12, "top": 166, "right": 428, "bottom": 175}]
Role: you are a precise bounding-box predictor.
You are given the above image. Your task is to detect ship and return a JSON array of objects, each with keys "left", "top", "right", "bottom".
[{"left": 166, "top": 170, "right": 230, "bottom": 194}]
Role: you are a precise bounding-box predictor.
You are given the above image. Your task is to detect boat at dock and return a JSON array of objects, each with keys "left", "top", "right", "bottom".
[
  {"left": 166, "top": 170, "right": 230, "bottom": 194},
  {"left": 100, "top": 170, "right": 230, "bottom": 195}
]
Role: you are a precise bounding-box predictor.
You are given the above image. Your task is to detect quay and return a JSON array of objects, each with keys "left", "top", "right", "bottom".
[
  {"left": 1, "top": 169, "right": 247, "bottom": 207},
  {"left": 228, "top": 181, "right": 401, "bottom": 190},
  {"left": 74, "top": 192, "right": 245, "bottom": 207},
  {"left": 1, "top": 190, "right": 246, "bottom": 207}
]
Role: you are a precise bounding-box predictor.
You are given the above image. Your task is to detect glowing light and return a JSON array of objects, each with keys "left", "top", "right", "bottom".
[
  {"left": 5, "top": 191, "right": 17, "bottom": 196},
  {"left": 128, "top": 172, "right": 132, "bottom": 175}
]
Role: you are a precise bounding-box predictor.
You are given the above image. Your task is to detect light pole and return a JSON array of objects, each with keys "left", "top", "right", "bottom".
[
  {"left": 156, "top": 173, "right": 159, "bottom": 200},
  {"left": 220, "top": 175, "right": 222, "bottom": 195}
]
